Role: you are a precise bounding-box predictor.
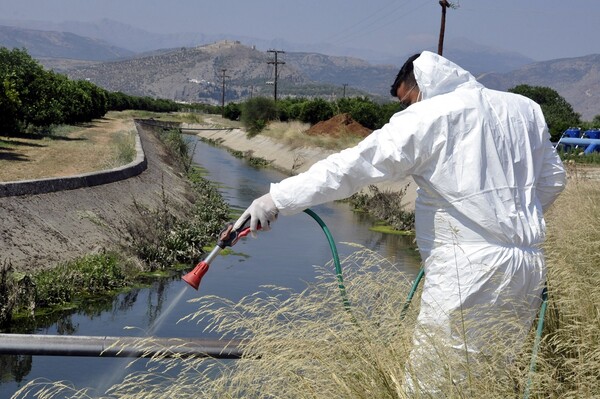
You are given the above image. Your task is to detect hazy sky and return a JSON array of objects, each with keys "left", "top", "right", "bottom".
[{"left": 1, "top": 0, "right": 598, "bottom": 61}]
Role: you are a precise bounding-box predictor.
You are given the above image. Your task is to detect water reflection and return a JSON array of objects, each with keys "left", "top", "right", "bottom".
[{"left": 0, "top": 354, "right": 31, "bottom": 386}]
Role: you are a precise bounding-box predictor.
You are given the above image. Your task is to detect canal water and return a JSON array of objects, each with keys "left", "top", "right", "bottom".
[{"left": 0, "top": 136, "right": 421, "bottom": 397}]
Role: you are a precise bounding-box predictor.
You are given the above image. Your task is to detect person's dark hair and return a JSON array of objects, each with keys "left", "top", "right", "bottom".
[{"left": 390, "top": 53, "right": 421, "bottom": 97}]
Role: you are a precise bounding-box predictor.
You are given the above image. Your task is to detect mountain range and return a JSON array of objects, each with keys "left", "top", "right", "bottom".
[{"left": 0, "top": 21, "right": 598, "bottom": 121}]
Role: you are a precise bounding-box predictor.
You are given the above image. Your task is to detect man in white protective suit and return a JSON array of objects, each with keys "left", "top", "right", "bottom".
[{"left": 235, "top": 51, "right": 566, "bottom": 392}]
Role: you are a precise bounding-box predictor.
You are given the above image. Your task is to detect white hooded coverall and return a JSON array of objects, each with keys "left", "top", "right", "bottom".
[{"left": 270, "top": 51, "right": 566, "bottom": 388}]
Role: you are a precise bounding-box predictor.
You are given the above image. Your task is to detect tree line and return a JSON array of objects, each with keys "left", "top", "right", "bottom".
[
  {"left": 224, "top": 85, "right": 591, "bottom": 142},
  {"left": 0, "top": 47, "right": 180, "bottom": 136},
  {"left": 223, "top": 96, "right": 404, "bottom": 137},
  {"left": 2, "top": 46, "right": 593, "bottom": 143}
]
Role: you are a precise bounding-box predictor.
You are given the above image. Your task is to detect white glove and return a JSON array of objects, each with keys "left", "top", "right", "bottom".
[{"left": 234, "top": 193, "right": 279, "bottom": 234}]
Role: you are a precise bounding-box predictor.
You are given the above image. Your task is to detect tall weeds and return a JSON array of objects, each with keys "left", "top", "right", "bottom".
[
  {"left": 532, "top": 177, "right": 600, "bottom": 397},
  {"left": 12, "top": 177, "right": 600, "bottom": 398},
  {"left": 13, "top": 247, "right": 556, "bottom": 398}
]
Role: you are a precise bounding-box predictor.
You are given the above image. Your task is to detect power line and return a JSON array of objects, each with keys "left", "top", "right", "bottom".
[
  {"left": 325, "top": 0, "right": 408, "bottom": 43},
  {"left": 327, "top": 1, "right": 429, "bottom": 48}
]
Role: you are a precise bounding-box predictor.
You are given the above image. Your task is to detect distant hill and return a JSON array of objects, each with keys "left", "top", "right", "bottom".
[
  {"left": 0, "top": 20, "right": 597, "bottom": 120},
  {"left": 0, "top": 18, "right": 535, "bottom": 72},
  {"left": 56, "top": 41, "right": 381, "bottom": 103},
  {"left": 279, "top": 52, "right": 398, "bottom": 98},
  {"left": 0, "top": 18, "right": 220, "bottom": 54},
  {"left": 54, "top": 41, "right": 600, "bottom": 120},
  {"left": 479, "top": 54, "right": 600, "bottom": 121},
  {"left": 0, "top": 25, "right": 134, "bottom": 61}
]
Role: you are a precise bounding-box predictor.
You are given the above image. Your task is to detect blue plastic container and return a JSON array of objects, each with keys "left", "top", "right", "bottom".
[
  {"left": 563, "top": 127, "right": 582, "bottom": 138},
  {"left": 583, "top": 129, "right": 600, "bottom": 139}
]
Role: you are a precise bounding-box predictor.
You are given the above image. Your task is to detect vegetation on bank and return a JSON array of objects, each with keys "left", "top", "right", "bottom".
[
  {"left": 0, "top": 47, "right": 180, "bottom": 136},
  {"left": 225, "top": 96, "right": 402, "bottom": 137},
  {"left": 120, "top": 124, "right": 230, "bottom": 271},
  {"left": 17, "top": 177, "right": 600, "bottom": 398},
  {"left": 345, "top": 184, "right": 415, "bottom": 233},
  {"left": 223, "top": 84, "right": 597, "bottom": 144},
  {"left": 0, "top": 123, "right": 230, "bottom": 330}
]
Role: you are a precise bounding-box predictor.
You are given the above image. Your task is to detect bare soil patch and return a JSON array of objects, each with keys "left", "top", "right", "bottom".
[{"left": 306, "top": 113, "right": 372, "bottom": 138}]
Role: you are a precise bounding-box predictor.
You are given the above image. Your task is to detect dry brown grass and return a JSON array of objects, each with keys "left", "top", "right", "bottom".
[
  {"left": 262, "top": 120, "right": 364, "bottom": 151},
  {"left": 7, "top": 120, "right": 600, "bottom": 397},
  {"left": 13, "top": 247, "right": 555, "bottom": 398},
  {"left": 532, "top": 177, "right": 600, "bottom": 397},
  {"left": 0, "top": 112, "right": 136, "bottom": 182}
]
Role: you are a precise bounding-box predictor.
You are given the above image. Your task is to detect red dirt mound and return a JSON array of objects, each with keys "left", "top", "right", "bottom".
[{"left": 306, "top": 113, "right": 372, "bottom": 138}]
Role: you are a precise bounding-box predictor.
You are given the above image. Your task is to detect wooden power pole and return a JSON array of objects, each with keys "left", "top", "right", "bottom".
[
  {"left": 267, "top": 49, "right": 285, "bottom": 102},
  {"left": 220, "top": 68, "right": 230, "bottom": 116},
  {"left": 438, "top": 0, "right": 457, "bottom": 56}
]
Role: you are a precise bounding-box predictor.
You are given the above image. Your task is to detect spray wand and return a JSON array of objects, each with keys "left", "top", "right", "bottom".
[
  {"left": 182, "top": 217, "right": 258, "bottom": 290},
  {"left": 182, "top": 209, "right": 352, "bottom": 312}
]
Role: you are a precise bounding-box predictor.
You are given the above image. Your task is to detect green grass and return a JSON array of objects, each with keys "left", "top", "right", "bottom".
[
  {"left": 8, "top": 252, "right": 132, "bottom": 317},
  {"left": 114, "top": 130, "right": 137, "bottom": 164},
  {"left": 49, "top": 124, "right": 80, "bottom": 136}
]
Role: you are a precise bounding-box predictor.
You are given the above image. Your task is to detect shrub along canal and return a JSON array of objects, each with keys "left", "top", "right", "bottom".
[{"left": 0, "top": 134, "right": 421, "bottom": 397}]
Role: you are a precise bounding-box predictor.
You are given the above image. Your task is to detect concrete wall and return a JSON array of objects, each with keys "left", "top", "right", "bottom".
[{"left": 0, "top": 122, "right": 147, "bottom": 198}]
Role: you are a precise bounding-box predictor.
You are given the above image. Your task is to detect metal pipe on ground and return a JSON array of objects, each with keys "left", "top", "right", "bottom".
[{"left": 0, "top": 334, "right": 245, "bottom": 359}]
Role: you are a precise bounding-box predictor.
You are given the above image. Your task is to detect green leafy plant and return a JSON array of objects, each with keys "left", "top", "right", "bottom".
[
  {"left": 32, "top": 252, "right": 127, "bottom": 308},
  {"left": 241, "top": 97, "right": 278, "bottom": 137},
  {"left": 347, "top": 184, "right": 415, "bottom": 232}
]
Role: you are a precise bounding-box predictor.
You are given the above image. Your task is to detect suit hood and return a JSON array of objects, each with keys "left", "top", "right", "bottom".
[{"left": 413, "top": 51, "right": 483, "bottom": 99}]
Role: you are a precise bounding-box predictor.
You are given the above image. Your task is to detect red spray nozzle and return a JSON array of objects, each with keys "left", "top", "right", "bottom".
[
  {"left": 182, "top": 218, "right": 258, "bottom": 291},
  {"left": 182, "top": 260, "right": 210, "bottom": 290}
]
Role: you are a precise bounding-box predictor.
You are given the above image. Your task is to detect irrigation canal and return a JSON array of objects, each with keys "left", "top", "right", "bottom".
[{"left": 0, "top": 135, "right": 421, "bottom": 397}]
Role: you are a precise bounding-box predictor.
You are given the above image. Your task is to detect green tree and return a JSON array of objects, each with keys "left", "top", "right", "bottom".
[
  {"left": 377, "top": 101, "right": 403, "bottom": 128},
  {"left": 299, "top": 98, "right": 334, "bottom": 125},
  {"left": 335, "top": 97, "right": 380, "bottom": 129},
  {"left": 223, "top": 102, "right": 241, "bottom": 121},
  {"left": 0, "top": 71, "right": 22, "bottom": 133},
  {"left": 277, "top": 98, "right": 306, "bottom": 122},
  {"left": 63, "top": 78, "right": 94, "bottom": 123},
  {"left": 0, "top": 47, "right": 47, "bottom": 133},
  {"left": 509, "top": 84, "right": 581, "bottom": 141},
  {"left": 241, "top": 97, "right": 278, "bottom": 136}
]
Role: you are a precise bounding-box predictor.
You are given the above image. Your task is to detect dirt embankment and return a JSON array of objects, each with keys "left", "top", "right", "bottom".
[
  {"left": 183, "top": 118, "right": 418, "bottom": 207},
  {"left": 0, "top": 115, "right": 418, "bottom": 273},
  {"left": 0, "top": 122, "right": 196, "bottom": 272}
]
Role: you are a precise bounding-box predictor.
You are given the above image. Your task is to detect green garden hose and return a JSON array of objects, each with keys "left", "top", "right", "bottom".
[
  {"left": 303, "top": 207, "right": 548, "bottom": 397},
  {"left": 303, "top": 208, "right": 352, "bottom": 312}
]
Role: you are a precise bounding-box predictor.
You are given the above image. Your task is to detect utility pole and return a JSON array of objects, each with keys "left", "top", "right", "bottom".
[
  {"left": 438, "top": 0, "right": 457, "bottom": 56},
  {"left": 220, "top": 68, "right": 230, "bottom": 116},
  {"left": 342, "top": 83, "right": 348, "bottom": 98},
  {"left": 267, "top": 49, "right": 285, "bottom": 102}
]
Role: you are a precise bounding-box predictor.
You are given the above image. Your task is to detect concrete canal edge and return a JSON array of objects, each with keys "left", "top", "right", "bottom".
[
  {"left": 0, "top": 121, "right": 147, "bottom": 198},
  {"left": 181, "top": 123, "right": 418, "bottom": 209},
  {"left": 0, "top": 120, "right": 197, "bottom": 271}
]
